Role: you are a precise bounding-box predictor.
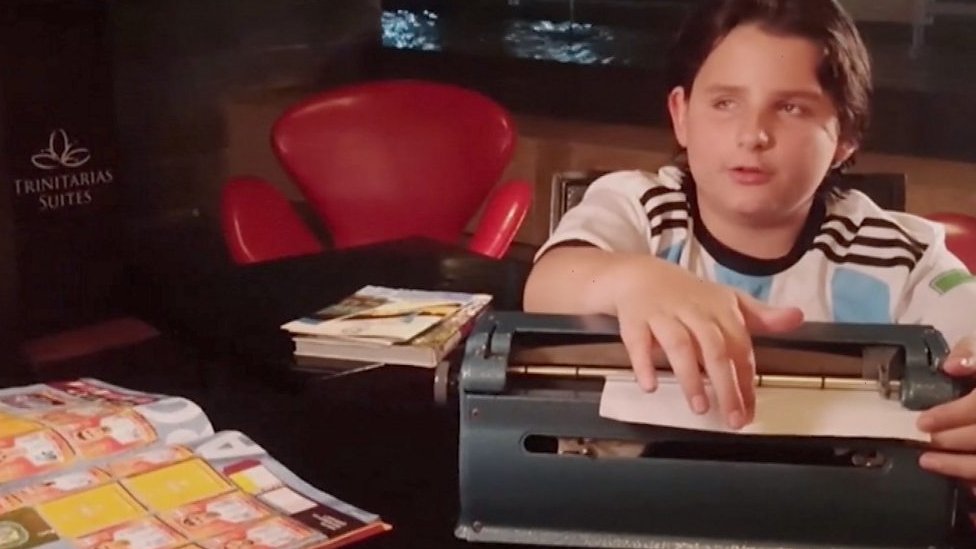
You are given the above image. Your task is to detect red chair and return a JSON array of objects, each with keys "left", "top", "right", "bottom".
[
  {"left": 220, "top": 177, "right": 324, "bottom": 265},
  {"left": 220, "top": 80, "right": 533, "bottom": 264},
  {"left": 925, "top": 212, "right": 976, "bottom": 272}
]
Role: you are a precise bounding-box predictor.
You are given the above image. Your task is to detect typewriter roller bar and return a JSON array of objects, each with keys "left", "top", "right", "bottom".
[{"left": 506, "top": 341, "right": 902, "bottom": 398}]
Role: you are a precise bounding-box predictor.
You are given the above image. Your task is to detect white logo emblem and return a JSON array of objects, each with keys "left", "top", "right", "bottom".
[{"left": 31, "top": 129, "right": 91, "bottom": 170}]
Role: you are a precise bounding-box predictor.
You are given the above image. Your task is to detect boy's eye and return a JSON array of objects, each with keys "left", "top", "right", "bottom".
[
  {"left": 779, "top": 102, "right": 807, "bottom": 116},
  {"left": 712, "top": 99, "right": 735, "bottom": 110}
]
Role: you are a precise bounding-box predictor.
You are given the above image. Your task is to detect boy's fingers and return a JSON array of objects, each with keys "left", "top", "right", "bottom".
[
  {"left": 680, "top": 313, "right": 745, "bottom": 429},
  {"left": 720, "top": 320, "right": 757, "bottom": 422},
  {"left": 729, "top": 346, "right": 756, "bottom": 423},
  {"left": 738, "top": 349, "right": 757, "bottom": 422},
  {"left": 920, "top": 451, "right": 976, "bottom": 482},
  {"left": 649, "top": 315, "right": 708, "bottom": 415},
  {"left": 918, "top": 389, "right": 976, "bottom": 433},
  {"left": 942, "top": 359, "right": 976, "bottom": 377},
  {"left": 619, "top": 317, "right": 657, "bottom": 391},
  {"left": 929, "top": 424, "right": 976, "bottom": 453},
  {"left": 941, "top": 336, "right": 976, "bottom": 376},
  {"left": 736, "top": 293, "right": 804, "bottom": 334}
]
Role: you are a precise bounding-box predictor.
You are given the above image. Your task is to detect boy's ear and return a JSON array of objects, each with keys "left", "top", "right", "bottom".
[
  {"left": 832, "top": 139, "right": 858, "bottom": 168},
  {"left": 667, "top": 87, "right": 689, "bottom": 147}
]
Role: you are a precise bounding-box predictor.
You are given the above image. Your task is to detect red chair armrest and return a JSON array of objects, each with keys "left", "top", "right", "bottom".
[
  {"left": 467, "top": 179, "right": 534, "bottom": 259},
  {"left": 220, "top": 177, "right": 324, "bottom": 265},
  {"left": 21, "top": 317, "right": 159, "bottom": 366}
]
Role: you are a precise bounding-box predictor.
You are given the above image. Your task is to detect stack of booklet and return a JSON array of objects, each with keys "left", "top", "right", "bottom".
[
  {"left": 281, "top": 286, "right": 492, "bottom": 369},
  {"left": 0, "top": 378, "right": 390, "bottom": 549}
]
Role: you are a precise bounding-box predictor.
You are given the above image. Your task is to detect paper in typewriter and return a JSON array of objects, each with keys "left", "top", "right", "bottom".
[{"left": 600, "top": 378, "right": 928, "bottom": 441}]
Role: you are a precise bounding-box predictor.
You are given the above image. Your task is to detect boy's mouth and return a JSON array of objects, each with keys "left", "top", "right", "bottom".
[{"left": 729, "top": 166, "right": 773, "bottom": 185}]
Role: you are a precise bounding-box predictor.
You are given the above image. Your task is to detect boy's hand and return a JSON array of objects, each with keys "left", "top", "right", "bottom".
[
  {"left": 917, "top": 334, "right": 976, "bottom": 481},
  {"left": 611, "top": 256, "right": 803, "bottom": 430}
]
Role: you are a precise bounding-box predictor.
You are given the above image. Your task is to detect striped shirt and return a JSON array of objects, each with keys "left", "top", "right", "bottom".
[{"left": 538, "top": 168, "right": 976, "bottom": 347}]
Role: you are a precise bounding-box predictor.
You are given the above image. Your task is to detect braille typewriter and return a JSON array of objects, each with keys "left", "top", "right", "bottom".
[{"left": 447, "top": 311, "right": 972, "bottom": 548}]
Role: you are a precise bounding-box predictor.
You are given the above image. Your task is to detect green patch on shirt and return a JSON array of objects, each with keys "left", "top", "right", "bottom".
[{"left": 930, "top": 269, "right": 976, "bottom": 295}]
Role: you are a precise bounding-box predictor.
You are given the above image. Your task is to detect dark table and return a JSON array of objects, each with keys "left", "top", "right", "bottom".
[
  {"left": 198, "top": 365, "right": 475, "bottom": 548},
  {"left": 129, "top": 237, "right": 531, "bottom": 369},
  {"left": 60, "top": 236, "right": 976, "bottom": 548},
  {"left": 113, "top": 237, "right": 535, "bottom": 547}
]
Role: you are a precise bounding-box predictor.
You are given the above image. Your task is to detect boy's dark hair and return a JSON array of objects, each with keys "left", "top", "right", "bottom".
[{"left": 666, "top": 0, "right": 872, "bottom": 199}]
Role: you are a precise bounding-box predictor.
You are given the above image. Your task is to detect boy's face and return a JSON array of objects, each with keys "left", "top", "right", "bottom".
[
  {"left": 182, "top": 510, "right": 218, "bottom": 528},
  {"left": 73, "top": 425, "right": 109, "bottom": 442},
  {"left": 668, "top": 23, "right": 856, "bottom": 226},
  {"left": 0, "top": 445, "right": 28, "bottom": 462},
  {"left": 95, "top": 540, "right": 130, "bottom": 549},
  {"left": 224, "top": 539, "right": 254, "bottom": 549}
]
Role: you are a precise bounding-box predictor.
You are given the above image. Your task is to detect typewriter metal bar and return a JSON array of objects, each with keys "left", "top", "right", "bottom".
[
  {"left": 506, "top": 341, "right": 902, "bottom": 396},
  {"left": 508, "top": 365, "right": 890, "bottom": 392}
]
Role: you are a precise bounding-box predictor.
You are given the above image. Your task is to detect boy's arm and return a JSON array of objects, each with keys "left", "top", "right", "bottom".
[
  {"left": 894, "top": 234, "right": 976, "bottom": 349},
  {"left": 527, "top": 171, "right": 802, "bottom": 429},
  {"left": 524, "top": 171, "right": 662, "bottom": 314},
  {"left": 523, "top": 246, "right": 649, "bottom": 315},
  {"left": 524, "top": 243, "right": 803, "bottom": 430}
]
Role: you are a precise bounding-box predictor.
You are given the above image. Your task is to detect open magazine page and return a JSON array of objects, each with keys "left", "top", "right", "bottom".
[
  {"left": 185, "top": 431, "right": 389, "bottom": 546},
  {"left": 0, "top": 380, "right": 390, "bottom": 549},
  {"left": 0, "top": 379, "right": 214, "bottom": 485}
]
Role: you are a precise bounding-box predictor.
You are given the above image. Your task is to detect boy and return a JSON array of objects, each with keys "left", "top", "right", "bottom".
[{"left": 524, "top": 0, "right": 976, "bottom": 484}]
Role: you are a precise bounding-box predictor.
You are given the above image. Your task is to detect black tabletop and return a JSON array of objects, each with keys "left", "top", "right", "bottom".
[
  {"left": 129, "top": 237, "right": 531, "bottom": 365},
  {"left": 199, "top": 366, "right": 477, "bottom": 549},
  {"left": 111, "top": 237, "right": 536, "bottom": 547},
  {"left": 58, "top": 236, "right": 976, "bottom": 549}
]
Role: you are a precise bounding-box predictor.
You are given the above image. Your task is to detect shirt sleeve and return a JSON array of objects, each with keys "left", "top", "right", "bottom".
[
  {"left": 896, "top": 223, "right": 976, "bottom": 348},
  {"left": 534, "top": 171, "right": 655, "bottom": 262}
]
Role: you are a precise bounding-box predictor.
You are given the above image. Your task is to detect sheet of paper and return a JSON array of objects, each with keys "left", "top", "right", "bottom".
[{"left": 600, "top": 378, "right": 928, "bottom": 442}]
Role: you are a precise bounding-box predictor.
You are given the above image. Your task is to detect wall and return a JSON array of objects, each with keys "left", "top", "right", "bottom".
[
  {"left": 0, "top": 0, "right": 381, "bottom": 337},
  {"left": 0, "top": 0, "right": 124, "bottom": 336},
  {"left": 505, "top": 115, "right": 976, "bottom": 245},
  {"left": 220, "top": 91, "right": 976, "bottom": 249},
  {"left": 109, "top": 0, "right": 382, "bottom": 221},
  {"left": 113, "top": 2, "right": 976, "bottom": 247}
]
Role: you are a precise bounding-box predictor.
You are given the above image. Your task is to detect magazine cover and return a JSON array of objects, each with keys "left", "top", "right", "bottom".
[
  {"left": 0, "top": 379, "right": 390, "bottom": 549},
  {"left": 281, "top": 286, "right": 491, "bottom": 344},
  {"left": 291, "top": 294, "right": 492, "bottom": 368}
]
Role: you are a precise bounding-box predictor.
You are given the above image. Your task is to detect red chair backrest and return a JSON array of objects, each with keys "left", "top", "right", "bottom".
[
  {"left": 271, "top": 80, "right": 518, "bottom": 250},
  {"left": 220, "top": 177, "right": 323, "bottom": 265},
  {"left": 927, "top": 212, "right": 976, "bottom": 273}
]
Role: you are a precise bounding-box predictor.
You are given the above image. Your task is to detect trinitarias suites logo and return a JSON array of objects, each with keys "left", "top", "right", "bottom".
[{"left": 14, "top": 129, "right": 114, "bottom": 212}]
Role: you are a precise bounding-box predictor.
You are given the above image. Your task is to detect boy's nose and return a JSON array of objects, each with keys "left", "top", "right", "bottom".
[
  {"left": 736, "top": 111, "right": 774, "bottom": 150},
  {"left": 737, "top": 126, "right": 772, "bottom": 150}
]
